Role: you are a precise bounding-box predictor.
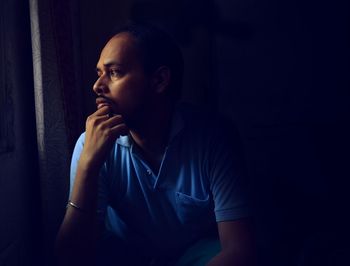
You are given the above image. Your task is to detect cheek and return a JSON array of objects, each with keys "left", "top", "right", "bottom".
[
  {"left": 112, "top": 77, "right": 149, "bottom": 107},
  {"left": 127, "top": 76, "right": 147, "bottom": 94}
]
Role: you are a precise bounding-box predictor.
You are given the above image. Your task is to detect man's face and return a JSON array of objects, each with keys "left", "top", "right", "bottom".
[{"left": 93, "top": 32, "right": 151, "bottom": 126}]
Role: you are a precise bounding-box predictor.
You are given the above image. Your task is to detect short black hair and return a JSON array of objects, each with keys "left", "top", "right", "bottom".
[{"left": 112, "top": 22, "right": 184, "bottom": 102}]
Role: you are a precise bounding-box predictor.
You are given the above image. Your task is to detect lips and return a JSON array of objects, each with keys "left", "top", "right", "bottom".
[{"left": 96, "top": 96, "right": 113, "bottom": 110}]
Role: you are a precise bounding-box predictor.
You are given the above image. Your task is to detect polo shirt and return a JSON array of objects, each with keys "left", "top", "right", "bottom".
[{"left": 69, "top": 104, "right": 251, "bottom": 261}]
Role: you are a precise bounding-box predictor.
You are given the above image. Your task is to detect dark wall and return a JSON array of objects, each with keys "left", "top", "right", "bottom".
[{"left": 214, "top": 0, "right": 350, "bottom": 265}]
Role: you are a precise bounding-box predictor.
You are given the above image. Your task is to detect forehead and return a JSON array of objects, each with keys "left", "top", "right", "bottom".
[{"left": 97, "top": 32, "right": 141, "bottom": 67}]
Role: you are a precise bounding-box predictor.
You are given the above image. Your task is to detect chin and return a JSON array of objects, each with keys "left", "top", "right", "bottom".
[{"left": 123, "top": 113, "right": 144, "bottom": 130}]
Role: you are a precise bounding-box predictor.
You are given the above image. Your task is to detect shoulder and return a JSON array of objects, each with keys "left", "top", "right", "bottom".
[
  {"left": 76, "top": 132, "right": 86, "bottom": 145},
  {"left": 71, "top": 132, "right": 86, "bottom": 156}
]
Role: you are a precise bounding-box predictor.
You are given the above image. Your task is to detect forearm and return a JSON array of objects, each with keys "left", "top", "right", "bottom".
[
  {"left": 55, "top": 161, "right": 100, "bottom": 266},
  {"left": 55, "top": 107, "right": 128, "bottom": 265}
]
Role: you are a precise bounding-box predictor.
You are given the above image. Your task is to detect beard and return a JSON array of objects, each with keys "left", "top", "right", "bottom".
[{"left": 119, "top": 96, "right": 151, "bottom": 131}]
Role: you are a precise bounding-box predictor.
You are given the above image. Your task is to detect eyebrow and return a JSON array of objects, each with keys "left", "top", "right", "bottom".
[{"left": 96, "top": 61, "right": 123, "bottom": 72}]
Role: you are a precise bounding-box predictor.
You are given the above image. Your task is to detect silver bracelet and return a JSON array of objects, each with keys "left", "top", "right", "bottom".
[{"left": 66, "top": 200, "right": 86, "bottom": 213}]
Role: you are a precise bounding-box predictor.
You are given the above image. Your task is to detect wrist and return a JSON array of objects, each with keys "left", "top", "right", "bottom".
[{"left": 77, "top": 153, "right": 102, "bottom": 176}]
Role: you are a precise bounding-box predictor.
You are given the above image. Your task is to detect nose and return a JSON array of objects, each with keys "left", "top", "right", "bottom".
[{"left": 93, "top": 76, "right": 108, "bottom": 95}]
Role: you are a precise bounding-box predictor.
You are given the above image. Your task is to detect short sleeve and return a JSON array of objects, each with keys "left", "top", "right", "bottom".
[
  {"left": 69, "top": 133, "right": 85, "bottom": 198},
  {"left": 208, "top": 121, "right": 252, "bottom": 222}
]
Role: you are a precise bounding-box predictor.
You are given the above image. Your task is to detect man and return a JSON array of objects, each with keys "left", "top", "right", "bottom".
[{"left": 55, "top": 22, "right": 255, "bottom": 266}]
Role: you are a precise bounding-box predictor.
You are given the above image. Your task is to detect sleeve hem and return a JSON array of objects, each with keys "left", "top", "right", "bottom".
[{"left": 215, "top": 208, "right": 252, "bottom": 222}]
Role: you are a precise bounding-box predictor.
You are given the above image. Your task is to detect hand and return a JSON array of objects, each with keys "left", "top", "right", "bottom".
[{"left": 80, "top": 106, "right": 129, "bottom": 171}]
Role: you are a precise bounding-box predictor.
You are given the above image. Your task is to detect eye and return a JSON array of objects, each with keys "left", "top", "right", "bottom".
[{"left": 109, "top": 68, "right": 122, "bottom": 78}]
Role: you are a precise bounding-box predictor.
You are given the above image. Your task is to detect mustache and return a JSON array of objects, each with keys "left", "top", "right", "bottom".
[{"left": 96, "top": 95, "right": 114, "bottom": 104}]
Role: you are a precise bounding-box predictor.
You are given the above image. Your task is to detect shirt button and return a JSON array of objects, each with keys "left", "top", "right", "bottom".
[{"left": 146, "top": 169, "right": 152, "bottom": 175}]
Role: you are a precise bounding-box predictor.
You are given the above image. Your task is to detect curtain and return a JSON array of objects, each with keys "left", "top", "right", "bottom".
[{"left": 29, "top": 0, "right": 83, "bottom": 264}]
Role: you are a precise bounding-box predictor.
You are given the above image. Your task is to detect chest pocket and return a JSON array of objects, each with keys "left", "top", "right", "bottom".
[{"left": 175, "top": 192, "right": 212, "bottom": 225}]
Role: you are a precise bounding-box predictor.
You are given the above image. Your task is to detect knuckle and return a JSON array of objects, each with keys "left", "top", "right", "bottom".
[
  {"left": 103, "top": 128, "right": 111, "bottom": 138},
  {"left": 86, "top": 116, "right": 95, "bottom": 126},
  {"left": 96, "top": 123, "right": 104, "bottom": 132},
  {"left": 87, "top": 115, "right": 104, "bottom": 127},
  {"left": 86, "top": 115, "right": 93, "bottom": 122}
]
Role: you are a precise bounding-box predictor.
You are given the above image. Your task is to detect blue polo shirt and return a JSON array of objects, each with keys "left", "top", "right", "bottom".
[{"left": 70, "top": 104, "right": 251, "bottom": 261}]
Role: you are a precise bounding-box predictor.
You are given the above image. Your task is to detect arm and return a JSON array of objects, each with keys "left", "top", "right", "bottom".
[
  {"left": 54, "top": 106, "right": 128, "bottom": 266},
  {"left": 54, "top": 159, "right": 100, "bottom": 266},
  {"left": 207, "top": 218, "right": 256, "bottom": 266},
  {"left": 205, "top": 119, "right": 256, "bottom": 265}
]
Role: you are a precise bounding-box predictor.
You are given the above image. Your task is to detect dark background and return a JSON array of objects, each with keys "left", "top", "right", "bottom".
[{"left": 0, "top": 0, "right": 349, "bottom": 265}]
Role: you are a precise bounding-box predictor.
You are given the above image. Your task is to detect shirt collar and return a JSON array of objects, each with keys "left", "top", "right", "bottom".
[{"left": 116, "top": 134, "right": 132, "bottom": 147}]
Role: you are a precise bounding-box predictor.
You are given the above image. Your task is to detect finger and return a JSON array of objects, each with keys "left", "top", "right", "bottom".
[
  {"left": 109, "top": 123, "right": 129, "bottom": 137},
  {"left": 86, "top": 111, "right": 111, "bottom": 127},
  {"left": 106, "top": 112, "right": 115, "bottom": 119},
  {"left": 104, "top": 114, "right": 123, "bottom": 124},
  {"left": 86, "top": 106, "right": 114, "bottom": 126},
  {"left": 93, "top": 105, "right": 112, "bottom": 116},
  {"left": 98, "top": 115, "right": 124, "bottom": 130}
]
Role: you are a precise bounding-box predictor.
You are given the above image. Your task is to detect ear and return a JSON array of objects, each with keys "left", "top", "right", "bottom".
[{"left": 151, "top": 66, "right": 171, "bottom": 94}]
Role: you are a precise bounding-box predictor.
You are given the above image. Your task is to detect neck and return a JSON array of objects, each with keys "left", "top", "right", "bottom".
[{"left": 129, "top": 99, "right": 174, "bottom": 157}]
